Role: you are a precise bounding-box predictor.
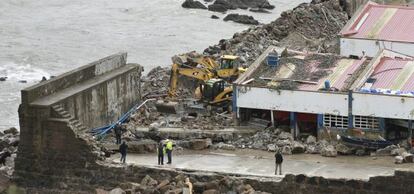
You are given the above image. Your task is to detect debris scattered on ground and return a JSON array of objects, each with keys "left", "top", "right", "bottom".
[
  {"left": 223, "top": 14, "right": 259, "bottom": 25},
  {"left": 98, "top": 174, "right": 269, "bottom": 194}
]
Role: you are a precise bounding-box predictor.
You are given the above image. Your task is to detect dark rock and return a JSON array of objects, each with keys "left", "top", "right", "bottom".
[
  {"left": 182, "top": 0, "right": 207, "bottom": 9},
  {"left": 0, "top": 77, "right": 7, "bottom": 81},
  {"left": 3, "top": 128, "right": 18, "bottom": 135},
  {"left": 211, "top": 15, "right": 220, "bottom": 19},
  {"left": 223, "top": 14, "right": 259, "bottom": 25},
  {"left": 18, "top": 80, "right": 27, "bottom": 83}
]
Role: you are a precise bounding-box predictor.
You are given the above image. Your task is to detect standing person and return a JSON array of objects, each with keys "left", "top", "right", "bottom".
[
  {"left": 119, "top": 141, "right": 128, "bottom": 164},
  {"left": 164, "top": 139, "right": 174, "bottom": 164},
  {"left": 275, "top": 150, "right": 283, "bottom": 175},
  {"left": 114, "top": 122, "right": 122, "bottom": 144},
  {"left": 157, "top": 142, "right": 165, "bottom": 165}
]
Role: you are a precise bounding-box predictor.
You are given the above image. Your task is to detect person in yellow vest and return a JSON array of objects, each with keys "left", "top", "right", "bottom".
[{"left": 164, "top": 138, "right": 175, "bottom": 164}]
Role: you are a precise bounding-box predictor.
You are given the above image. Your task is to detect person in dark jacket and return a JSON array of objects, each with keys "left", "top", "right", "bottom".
[
  {"left": 119, "top": 141, "right": 128, "bottom": 164},
  {"left": 114, "top": 122, "right": 122, "bottom": 144},
  {"left": 275, "top": 150, "right": 283, "bottom": 175},
  {"left": 157, "top": 142, "right": 165, "bottom": 165}
]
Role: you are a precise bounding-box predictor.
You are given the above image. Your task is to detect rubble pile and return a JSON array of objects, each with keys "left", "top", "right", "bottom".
[
  {"left": 99, "top": 174, "right": 270, "bottom": 194},
  {"left": 129, "top": 107, "right": 233, "bottom": 130},
  {"left": 0, "top": 127, "right": 19, "bottom": 177},
  {"left": 204, "top": 0, "right": 349, "bottom": 65},
  {"left": 376, "top": 145, "right": 414, "bottom": 164}
]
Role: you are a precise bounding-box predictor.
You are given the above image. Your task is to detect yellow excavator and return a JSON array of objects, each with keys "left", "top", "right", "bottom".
[{"left": 166, "top": 54, "right": 245, "bottom": 108}]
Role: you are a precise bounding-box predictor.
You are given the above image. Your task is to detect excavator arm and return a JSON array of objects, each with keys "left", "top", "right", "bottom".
[{"left": 168, "top": 63, "right": 214, "bottom": 98}]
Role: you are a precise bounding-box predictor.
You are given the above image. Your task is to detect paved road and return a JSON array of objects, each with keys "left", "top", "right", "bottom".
[{"left": 114, "top": 152, "right": 397, "bottom": 180}]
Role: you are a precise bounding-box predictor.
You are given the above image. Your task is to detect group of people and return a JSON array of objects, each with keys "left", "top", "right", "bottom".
[
  {"left": 114, "top": 123, "right": 284, "bottom": 175},
  {"left": 157, "top": 139, "right": 175, "bottom": 165}
]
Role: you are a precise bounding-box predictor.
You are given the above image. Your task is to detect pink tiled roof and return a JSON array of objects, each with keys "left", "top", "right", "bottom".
[
  {"left": 340, "top": 2, "right": 414, "bottom": 43},
  {"left": 366, "top": 57, "right": 414, "bottom": 92}
]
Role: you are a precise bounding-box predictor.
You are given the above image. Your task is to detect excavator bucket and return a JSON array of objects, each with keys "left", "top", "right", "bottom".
[{"left": 155, "top": 100, "right": 179, "bottom": 114}]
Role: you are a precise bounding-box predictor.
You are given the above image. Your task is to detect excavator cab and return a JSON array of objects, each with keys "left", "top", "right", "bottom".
[
  {"left": 217, "top": 55, "right": 245, "bottom": 79},
  {"left": 200, "top": 78, "right": 233, "bottom": 107}
]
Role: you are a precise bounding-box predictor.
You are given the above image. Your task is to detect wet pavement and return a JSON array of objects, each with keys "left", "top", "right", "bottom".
[{"left": 113, "top": 151, "right": 398, "bottom": 180}]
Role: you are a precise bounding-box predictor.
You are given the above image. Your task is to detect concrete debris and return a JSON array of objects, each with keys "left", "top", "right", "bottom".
[
  {"left": 182, "top": 0, "right": 208, "bottom": 9},
  {"left": 391, "top": 147, "right": 407, "bottom": 156},
  {"left": 395, "top": 156, "right": 404, "bottom": 164},
  {"left": 306, "top": 135, "right": 317, "bottom": 144},
  {"left": 108, "top": 174, "right": 268, "bottom": 194},
  {"left": 335, "top": 143, "right": 354, "bottom": 155},
  {"left": 320, "top": 145, "right": 337, "bottom": 157},
  {"left": 204, "top": 0, "right": 348, "bottom": 65},
  {"left": 223, "top": 14, "right": 259, "bottom": 25},
  {"left": 109, "top": 188, "right": 126, "bottom": 194},
  {"left": 212, "top": 142, "right": 236, "bottom": 150},
  {"left": 0, "top": 128, "right": 19, "bottom": 178}
]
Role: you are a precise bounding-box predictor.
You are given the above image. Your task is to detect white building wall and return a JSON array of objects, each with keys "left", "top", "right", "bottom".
[
  {"left": 353, "top": 92, "right": 414, "bottom": 120},
  {"left": 236, "top": 87, "right": 349, "bottom": 116},
  {"left": 340, "top": 38, "right": 414, "bottom": 57}
]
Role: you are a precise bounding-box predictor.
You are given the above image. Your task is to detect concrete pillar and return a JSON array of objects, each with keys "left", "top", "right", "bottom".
[
  {"left": 348, "top": 90, "right": 354, "bottom": 129},
  {"left": 270, "top": 110, "right": 275, "bottom": 127},
  {"left": 232, "top": 86, "right": 238, "bottom": 125},
  {"left": 290, "top": 112, "right": 297, "bottom": 139}
]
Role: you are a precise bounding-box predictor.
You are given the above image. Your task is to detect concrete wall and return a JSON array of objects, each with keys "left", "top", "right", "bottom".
[
  {"left": 15, "top": 53, "right": 142, "bottom": 189},
  {"left": 236, "top": 87, "right": 349, "bottom": 116},
  {"left": 353, "top": 92, "right": 414, "bottom": 119},
  {"left": 340, "top": 38, "right": 414, "bottom": 57}
]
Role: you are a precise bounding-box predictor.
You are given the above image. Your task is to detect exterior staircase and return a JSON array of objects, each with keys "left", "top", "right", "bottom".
[{"left": 52, "top": 104, "right": 88, "bottom": 131}]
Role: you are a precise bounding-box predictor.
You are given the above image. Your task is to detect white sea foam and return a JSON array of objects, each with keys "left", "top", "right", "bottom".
[{"left": 0, "top": 62, "right": 50, "bottom": 83}]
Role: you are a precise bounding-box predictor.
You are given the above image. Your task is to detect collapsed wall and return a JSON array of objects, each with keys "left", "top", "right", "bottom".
[{"left": 14, "top": 53, "right": 142, "bottom": 190}]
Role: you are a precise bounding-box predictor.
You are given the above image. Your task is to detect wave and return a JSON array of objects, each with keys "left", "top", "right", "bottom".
[{"left": 0, "top": 62, "right": 50, "bottom": 83}]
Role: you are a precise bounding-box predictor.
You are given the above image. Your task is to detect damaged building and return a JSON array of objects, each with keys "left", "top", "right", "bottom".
[
  {"left": 233, "top": 46, "right": 414, "bottom": 145},
  {"left": 340, "top": 1, "right": 414, "bottom": 57}
]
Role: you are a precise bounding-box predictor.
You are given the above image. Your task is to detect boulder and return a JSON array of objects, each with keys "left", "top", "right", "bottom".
[
  {"left": 320, "top": 145, "right": 337, "bottom": 157},
  {"left": 224, "top": 14, "right": 259, "bottom": 25},
  {"left": 391, "top": 148, "right": 406, "bottom": 156},
  {"left": 276, "top": 139, "right": 292, "bottom": 147},
  {"left": 156, "top": 179, "right": 170, "bottom": 190},
  {"left": 281, "top": 146, "right": 292, "bottom": 155},
  {"left": 182, "top": 0, "right": 207, "bottom": 9},
  {"left": 211, "top": 15, "right": 220, "bottom": 19},
  {"left": 141, "top": 175, "right": 158, "bottom": 187},
  {"left": 306, "top": 135, "right": 317, "bottom": 144},
  {"left": 109, "top": 188, "right": 125, "bottom": 194},
  {"left": 0, "top": 77, "right": 7, "bottom": 81},
  {"left": 291, "top": 141, "right": 305, "bottom": 154},
  {"left": 305, "top": 145, "right": 319, "bottom": 154},
  {"left": 402, "top": 152, "right": 414, "bottom": 163},
  {"left": 267, "top": 144, "right": 278, "bottom": 152},
  {"left": 335, "top": 143, "right": 354, "bottom": 155},
  {"left": 395, "top": 155, "right": 404, "bottom": 164},
  {"left": 279, "top": 132, "right": 293, "bottom": 140},
  {"left": 190, "top": 138, "right": 212, "bottom": 150},
  {"left": 3, "top": 128, "right": 18, "bottom": 135}
]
